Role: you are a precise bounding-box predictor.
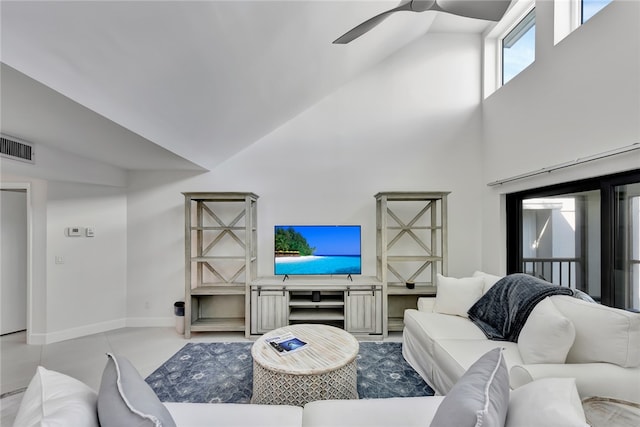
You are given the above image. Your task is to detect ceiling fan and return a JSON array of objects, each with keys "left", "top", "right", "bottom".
[{"left": 333, "top": 0, "right": 513, "bottom": 44}]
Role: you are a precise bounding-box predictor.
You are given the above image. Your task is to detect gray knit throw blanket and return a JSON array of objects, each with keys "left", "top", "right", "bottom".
[{"left": 467, "top": 273, "right": 574, "bottom": 342}]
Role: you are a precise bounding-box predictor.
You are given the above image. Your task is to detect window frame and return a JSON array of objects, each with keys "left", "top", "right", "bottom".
[
  {"left": 506, "top": 169, "right": 640, "bottom": 309},
  {"left": 555, "top": 0, "right": 614, "bottom": 45},
  {"left": 483, "top": 0, "right": 535, "bottom": 98},
  {"left": 501, "top": 7, "right": 536, "bottom": 86},
  {"left": 581, "top": 0, "right": 614, "bottom": 23}
]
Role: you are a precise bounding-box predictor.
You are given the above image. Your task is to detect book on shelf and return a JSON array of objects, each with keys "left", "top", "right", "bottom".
[{"left": 266, "top": 333, "right": 307, "bottom": 355}]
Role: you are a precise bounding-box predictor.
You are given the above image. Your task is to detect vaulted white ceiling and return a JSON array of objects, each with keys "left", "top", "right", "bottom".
[{"left": 1, "top": 1, "right": 495, "bottom": 171}]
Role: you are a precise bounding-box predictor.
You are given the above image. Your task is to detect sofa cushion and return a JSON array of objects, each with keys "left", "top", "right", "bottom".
[
  {"left": 404, "top": 309, "right": 487, "bottom": 343},
  {"left": 518, "top": 297, "right": 576, "bottom": 364},
  {"left": 430, "top": 348, "right": 509, "bottom": 427},
  {"left": 434, "top": 274, "right": 484, "bottom": 318},
  {"left": 13, "top": 366, "right": 99, "bottom": 427},
  {"left": 506, "top": 378, "right": 587, "bottom": 427},
  {"left": 98, "top": 353, "right": 176, "bottom": 427},
  {"left": 472, "top": 271, "right": 503, "bottom": 294},
  {"left": 432, "top": 340, "right": 522, "bottom": 395},
  {"left": 550, "top": 295, "right": 640, "bottom": 367},
  {"left": 417, "top": 297, "right": 437, "bottom": 312},
  {"left": 164, "top": 402, "right": 304, "bottom": 427},
  {"left": 509, "top": 362, "right": 640, "bottom": 401},
  {"left": 302, "top": 396, "right": 445, "bottom": 427}
]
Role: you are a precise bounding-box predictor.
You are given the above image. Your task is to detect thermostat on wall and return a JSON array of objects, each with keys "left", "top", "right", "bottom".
[
  {"left": 86, "top": 227, "right": 95, "bottom": 237},
  {"left": 66, "top": 226, "right": 82, "bottom": 237}
]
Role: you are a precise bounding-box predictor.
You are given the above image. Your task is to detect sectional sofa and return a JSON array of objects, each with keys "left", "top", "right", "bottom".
[
  {"left": 13, "top": 349, "right": 591, "bottom": 427},
  {"left": 402, "top": 272, "right": 640, "bottom": 403},
  {"left": 13, "top": 271, "right": 636, "bottom": 427}
]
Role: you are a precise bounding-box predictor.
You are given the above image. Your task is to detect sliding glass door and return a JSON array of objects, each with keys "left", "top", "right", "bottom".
[
  {"left": 507, "top": 169, "right": 640, "bottom": 310},
  {"left": 612, "top": 182, "right": 640, "bottom": 311},
  {"left": 520, "top": 191, "right": 600, "bottom": 295}
]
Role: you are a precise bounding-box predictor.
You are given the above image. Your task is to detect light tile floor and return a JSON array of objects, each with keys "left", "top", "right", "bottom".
[
  {"left": 1, "top": 327, "right": 247, "bottom": 395},
  {"left": 1, "top": 327, "right": 402, "bottom": 425},
  {"left": 0, "top": 327, "right": 248, "bottom": 426}
]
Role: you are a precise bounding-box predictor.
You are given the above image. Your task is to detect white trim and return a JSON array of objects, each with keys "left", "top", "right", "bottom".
[
  {"left": 0, "top": 182, "right": 33, "bottom": 343},
  {"left": 38, "top": 318, "right": 127, "bottom": 344},
  {"left": 480, "top": 349, "right": 505, "bottom": 420},
  {"left": 554, "top": 0, "right": 581, "bottom": 45},
  {"left": 25, "top": 318, "right": 174, "bottom": 344},
  {"left": 483, "top": 0, "right": 536, "bottom": 98},
  {"left": 487, "top": 143, "right": 640, "bottom": 186},
  {"left": 126, "top": 316, "right": 174, "bottom": 328},
  {"left": 108, "top": 353, "right": 162, "bottom": 427}
]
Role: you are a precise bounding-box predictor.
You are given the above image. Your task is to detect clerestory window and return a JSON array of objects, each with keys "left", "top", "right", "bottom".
[
  {"left": 502, "top": 8, "right": 536, "bottom": 85},
  {"left": 582, "top": 0, "right": 613, "bottom": 23},
  {"left": 555, "top": 0, "right": 614, "bottom": 44}
]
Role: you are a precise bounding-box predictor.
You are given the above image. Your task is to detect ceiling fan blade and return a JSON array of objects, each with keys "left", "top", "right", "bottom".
[
  {"left": 435, "top": 0, "right": 512, "bottom": 22},
  {"left": 333, "top": 1, "right": 414, "bottom": 44},
  {"left": 332, "top": 0, "right": 511, "bottom": 44}
]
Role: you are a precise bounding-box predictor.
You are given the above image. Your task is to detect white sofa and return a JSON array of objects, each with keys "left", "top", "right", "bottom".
[
  {"left": 402, "top": 272, "right": 640, "bottom": 403},
  {"left": 13, "top": 349, "right": 593, "bottom": 427}
]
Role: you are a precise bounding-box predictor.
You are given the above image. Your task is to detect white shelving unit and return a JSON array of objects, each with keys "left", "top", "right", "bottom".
[
  {"left": 375, "top": 191, "right": 449, "bottom": 334},
  {"left": 183, "top": 192, "right": 258, "bottom": 338}
]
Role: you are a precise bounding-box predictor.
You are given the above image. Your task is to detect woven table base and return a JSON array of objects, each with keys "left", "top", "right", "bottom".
[{"left": 251, "top": 358, "right": 358, "bottom": 406}]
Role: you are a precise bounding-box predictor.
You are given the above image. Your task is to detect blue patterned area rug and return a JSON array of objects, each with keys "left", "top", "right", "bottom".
[{"left": 146, "top": 342, "right": 433, "bottom": 404}]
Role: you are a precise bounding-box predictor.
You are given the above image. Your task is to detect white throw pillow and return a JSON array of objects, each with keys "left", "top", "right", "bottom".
[
  {"left": 506, "top": 378, "right": 588, "bottom": 427},
  {"left": 518, "top": 297, "right": 576, "bottom": 364},
  {"left": 472, "top": 271, "right": 503, "bottom": 294},
  {"left": 434, "top": 274, "right": 484, "bottom": 318},
  {"left": 13, "top": 366, "right": 99, "bottom": 427}
]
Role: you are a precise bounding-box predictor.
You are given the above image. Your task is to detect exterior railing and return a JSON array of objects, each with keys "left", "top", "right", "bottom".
[{"left": 522, "top": 257, "right": 580, "bottom": 288}]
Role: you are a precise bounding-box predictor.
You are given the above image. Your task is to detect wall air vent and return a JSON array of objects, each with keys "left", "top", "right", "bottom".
[{"left": 1, "top": 134, "right": 35, "bottom": 164}]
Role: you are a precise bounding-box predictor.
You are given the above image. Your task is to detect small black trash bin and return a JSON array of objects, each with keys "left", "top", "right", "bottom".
[{"left": 174, "top": 301, "right": 185, "bottom": 334}]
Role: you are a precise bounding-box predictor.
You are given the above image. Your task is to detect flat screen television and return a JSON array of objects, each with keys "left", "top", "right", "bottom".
[{"left": 274, "top": 225, "right": 361, "bottom": 276}]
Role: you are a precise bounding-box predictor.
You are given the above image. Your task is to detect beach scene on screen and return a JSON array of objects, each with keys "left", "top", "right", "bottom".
[{"left": 274, "top": 225, "right": 361, "bottom": 275}]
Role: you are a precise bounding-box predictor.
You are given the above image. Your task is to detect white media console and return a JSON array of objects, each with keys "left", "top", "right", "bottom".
[{"left": 250, "top": 277, "right": 383, "bottom": 337}]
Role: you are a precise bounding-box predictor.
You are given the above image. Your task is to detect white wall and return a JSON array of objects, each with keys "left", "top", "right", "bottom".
[
  {"left": 1, "top": 144, "right": 128, "bottom": 343},
  {"left": 45, "top": 181, "right": 127, "bottom": 342},
  {"left": 481, "top": 0, "right": 640, "bottom": 274},
  {"left": 126, "top": 33, "right": 487, "bottom": 322},
  {"left": 1, "top": 143, "right": 128, "bottom": 187}
]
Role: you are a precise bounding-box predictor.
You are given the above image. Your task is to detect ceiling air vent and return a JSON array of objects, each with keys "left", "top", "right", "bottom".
[{"left": 1, "top": 134, "right": 35, "bottom": 164}]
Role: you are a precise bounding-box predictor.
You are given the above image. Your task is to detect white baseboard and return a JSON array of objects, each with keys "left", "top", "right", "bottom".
[
  {"left": 126, "top": 317, "right": 175, "bottom": 328},
  {"left": 31, "top": 318, "right": 127, "bottom": 345},
  {"left": 26, "top": 317, "right": 177, "bottom": 344}
]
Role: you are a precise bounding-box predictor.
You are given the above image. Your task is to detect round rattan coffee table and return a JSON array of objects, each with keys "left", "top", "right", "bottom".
[
  {"left": 251, "top": 324, "right": 359, "bottom": 406},
  {"left": 582, "top": 397, "right": 640, "bottom": 427}
]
